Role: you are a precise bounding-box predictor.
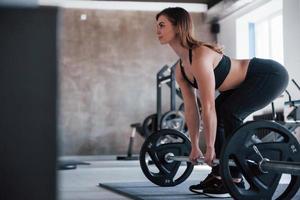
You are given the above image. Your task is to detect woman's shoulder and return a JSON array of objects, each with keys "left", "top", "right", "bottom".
[{"left": 193, "top": 45, "right": 216, "bottom": 61}]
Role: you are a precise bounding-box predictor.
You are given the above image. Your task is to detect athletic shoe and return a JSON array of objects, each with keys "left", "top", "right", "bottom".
[
  {"left": 203, "top": 179, "right": 245, "bottom": 198},
  {"left": 236, "top": 179, "right": 245, "bottom": 189},
  {"left": 203, "top": 179, "right": 230, "bottom": 198},
  {"left": 189, "top": 172, "right": 219, "bottom": 194}
]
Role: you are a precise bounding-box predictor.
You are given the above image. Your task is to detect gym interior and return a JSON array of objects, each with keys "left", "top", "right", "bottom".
[{"left": 1, "top": 0, "right": 300, "bottom": 199}]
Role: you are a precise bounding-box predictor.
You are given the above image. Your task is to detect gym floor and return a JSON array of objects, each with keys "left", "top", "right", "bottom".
[{"left": 58, "top": 155, "right": 211, "bottom": 200}]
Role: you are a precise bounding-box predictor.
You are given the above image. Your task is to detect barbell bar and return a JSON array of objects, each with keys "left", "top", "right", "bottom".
[
  {"left": 140, "top": 122, "right": 300, "bottom": 198},
  {"left": 259, "top": 159, "right": 300, "bottom": 175},
  {"left": 164, "top": 153, "right": 236, "bottom": 166},
  {"left": 164, "top": 152, "right": 300, "bottom": 176}
]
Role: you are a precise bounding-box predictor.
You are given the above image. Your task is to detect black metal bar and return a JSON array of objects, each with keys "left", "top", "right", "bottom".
[
  {"left": 166, "top": 60, "right": 183, "bottom": 100},
  {"left": 284, "top": 90, "right": 292, "bottom": 105},
  {"left": 157, "top": 66, "right": 170, "bottom": 130},
  {"left": 167, "top": 154, "right": 300, "bottom": 176},
  {"left": 271, "top": 102, "right": 277, "bottom": 120},
  {"left": 165, "top": 155, "right": 236, "bottom": 166},
  {"left": 261, "top": 160, "right": 300, "bottom": 176},
  {"left": 157, "top": 65, "right": 169, "bottom": 77},
  {"left": 157, "top": 71, "right": 162, "bottom": 131},
  {"left": 292, "top": 79, "right": 300, "bottom": 91},
  {"left": 159, "top": 75, "right": 171, "bottom": 83},
  {"left": 170, "top": 65, "right": 176, "bottom": 111}
]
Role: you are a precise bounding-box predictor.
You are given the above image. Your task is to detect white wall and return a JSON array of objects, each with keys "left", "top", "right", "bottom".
[
  {"left": 283, "top": 0, "right": 300, "bottom": 98},
  {"left": 218, "top": 18, "right": 236, "bottom": 57}
]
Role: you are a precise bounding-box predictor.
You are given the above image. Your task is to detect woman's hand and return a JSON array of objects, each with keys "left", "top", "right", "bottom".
[
  {"left": 189, "top": 146, "right": 203, "bottom": 165},
  {"left": 204, "top": 146, "right": 216, "bottom": 166}
]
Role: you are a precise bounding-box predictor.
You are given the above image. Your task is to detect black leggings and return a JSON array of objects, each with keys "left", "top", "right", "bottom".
[{"left": 211, "top": 57, "right": 289, "bottom": 178}]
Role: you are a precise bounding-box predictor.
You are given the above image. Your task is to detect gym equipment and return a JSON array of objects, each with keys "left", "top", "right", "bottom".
[
  {"left": 272, "top": 79, "right": 300, "bottom": 144},
  {"left": 120, "top": 62, "right": 186, "bottom": 161},
  {"left": 156, "top": 63, "right": 179, "bottom": 130},
  {"left": 57, "top": 160, "right": 90, "bottom": 170},
  {"left": 117, "top": 123, "right": 142, "bottom": 160},
  {"left": 178, "top": 102, "right": 184, "bottom": 112},
  {"left": 220, "top": 120, "right": 300, "bottom": 200},
  {"left": 142, "top": 114, "right": 158, "bottom": 138},
  {"left": 256, "top": 79, "right": 300, "bottom": 140},
  {"left": 139, "top": 129, "right": 194, "bottom": 186},
  {"left": 156, "top": 62, "right": 201, "bottom": 135},
  {"left": 139, "top": 120, "right": 300, "bottom": 199},
  {"left": 139, "top": 62, "right": 182, "bottom": 139},
  {"left": 285, "top": 79, "right": 300, "bottom": 122},
  {"left": 160, "top": 111, "right": 186, "bottom": 133}
]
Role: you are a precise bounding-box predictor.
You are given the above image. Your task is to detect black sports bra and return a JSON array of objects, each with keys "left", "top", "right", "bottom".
[{"left": 179, "top": 49, "right": 231, "bottom": 89}]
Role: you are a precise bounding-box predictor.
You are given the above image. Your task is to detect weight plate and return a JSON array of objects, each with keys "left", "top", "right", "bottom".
[
  {"left": 220, "top": 120, "right": 300, "bottom": 200},
  {"left": 139, "top": 129, "right": 194, "bottom": 186},
  {"left": 179, "top": 103, "right": 184, "bottom": 112},
  {"left": 142, "top": 114, "right": 157, "bottom": 138},
  {"left": 160, "top": 111, "right": 186, "bottom": 133}
]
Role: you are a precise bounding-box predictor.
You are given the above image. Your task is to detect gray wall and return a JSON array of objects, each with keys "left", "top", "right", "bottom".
[{"left": 58, "top": 9, "right": 214, "bottom": 155}]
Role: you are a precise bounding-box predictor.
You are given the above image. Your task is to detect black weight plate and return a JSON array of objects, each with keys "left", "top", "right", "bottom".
[
  {"left": 142, "top": 114, "right": 157, "bottom": 138},
  {"left": 160, "top": 111, "right": 186, "bottom": 133},
  {"left": 139, "top": 129, "right": 194, "bottom": 186},
  {"left": 220, "top": 120, "right": 300, "bottom": 200},
  {"left": 179, "top": 103, "right": 184, "bottom": 112}
]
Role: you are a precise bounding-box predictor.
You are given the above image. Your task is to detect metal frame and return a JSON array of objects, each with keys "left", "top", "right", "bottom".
[{"left": 156, "top": 61, "right": 180, "bottom": 130}]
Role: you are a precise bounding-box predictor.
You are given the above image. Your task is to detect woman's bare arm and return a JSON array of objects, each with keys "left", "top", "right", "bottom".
[
  {"left": 175, "top": 62, "right": 200, "bottom": 149},
  {"left": 191, "top": 46, "right": 217, "bottom": 164}
]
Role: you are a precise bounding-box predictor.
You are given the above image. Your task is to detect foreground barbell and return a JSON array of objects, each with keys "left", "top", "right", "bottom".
[
  {"left": 140, "top": 120, "right": 300, "bottom": 199},
  {"left": 219, "top": 120, "right": 300, "bottom": 200},
  {"left": 164, "top": 145, "right": 300, "bottom": 176}
]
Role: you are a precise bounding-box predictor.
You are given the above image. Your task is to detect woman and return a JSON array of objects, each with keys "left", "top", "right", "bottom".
[{"left": 156, "top": 7, "right": 289, "bottom": 198}]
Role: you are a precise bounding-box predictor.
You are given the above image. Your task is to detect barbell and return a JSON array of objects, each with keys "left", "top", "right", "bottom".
[
  {"left": 139, "top": 120, "right": 300, "bottom": 199},
  {"left": 165, "top": 146, "right": 300, "bottom": 175}
]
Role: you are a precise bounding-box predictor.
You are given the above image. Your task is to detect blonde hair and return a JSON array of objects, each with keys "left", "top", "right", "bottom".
[{"left": 156, "top": 7, "right": 223, "bottom": 54}]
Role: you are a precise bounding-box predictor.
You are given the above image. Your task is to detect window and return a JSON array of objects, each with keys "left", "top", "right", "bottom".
[
  {"left": 235, "top": 0, "right": 284, "bottom": 120},
  {"left": 236, "top": 0, "right": 283, "bottom": 64},
  {"left": 253, "top": 13, "right": 283, "bottom": 64}
]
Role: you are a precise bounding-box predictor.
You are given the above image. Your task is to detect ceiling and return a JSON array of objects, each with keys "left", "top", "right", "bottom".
[
  {"left": 87, "top": 0, "right": 256, "bottom": 22},
  {"left": 89, "top": 0, "right": 223, "bottom": 9}
]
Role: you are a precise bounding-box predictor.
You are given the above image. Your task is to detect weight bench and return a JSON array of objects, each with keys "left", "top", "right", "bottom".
[{"left": 116, "top": 123, "right": 143, "bottom": 160}]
